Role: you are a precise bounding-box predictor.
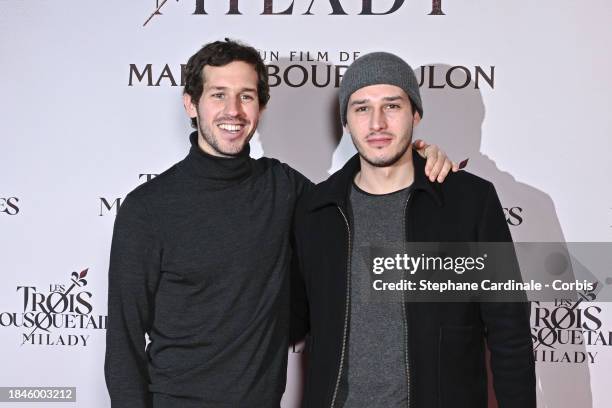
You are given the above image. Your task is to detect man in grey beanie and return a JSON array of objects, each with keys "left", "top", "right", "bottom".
[{"left": 291, "top": 51, "right": 536, "bottom": 407}]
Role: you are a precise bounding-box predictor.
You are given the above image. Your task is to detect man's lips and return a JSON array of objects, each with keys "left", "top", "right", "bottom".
[
  {"left": 217, "top": 123, "right": 245, "bottom": 132},
  {"left": 366, "top": 135, "right": 393, "bottom": 147},
  {"left": 216, "top": 122, "right": 248, "bottom": 140}
]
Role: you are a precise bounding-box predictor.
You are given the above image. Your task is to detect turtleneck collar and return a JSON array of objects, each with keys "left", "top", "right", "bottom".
[{"left": 178, "top": 131, "right": 255, "bottom": 189}]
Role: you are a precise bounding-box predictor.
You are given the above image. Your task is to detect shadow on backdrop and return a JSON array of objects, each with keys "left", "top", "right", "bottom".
[{"left": 258, "top": 58, "right": 342, "bottom": 183}]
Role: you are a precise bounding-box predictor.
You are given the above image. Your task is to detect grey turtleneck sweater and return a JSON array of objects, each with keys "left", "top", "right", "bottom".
[{"left": 104, "top": 132, "right": 311, "bottom": 408}]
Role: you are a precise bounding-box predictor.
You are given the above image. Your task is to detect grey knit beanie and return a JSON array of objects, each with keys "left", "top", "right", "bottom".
[{"left": 339, "top": 52, "right": 423, "bottom": 125}]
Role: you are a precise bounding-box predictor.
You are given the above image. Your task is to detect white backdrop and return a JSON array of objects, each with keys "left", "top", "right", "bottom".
[{"left": 2, "top": 1, "right": 612, "bottom": 407}]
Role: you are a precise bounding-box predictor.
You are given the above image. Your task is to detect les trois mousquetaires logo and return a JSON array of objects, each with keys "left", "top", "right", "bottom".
[{"left": 0, "top": 268, "right": 107, "bottom": 347}]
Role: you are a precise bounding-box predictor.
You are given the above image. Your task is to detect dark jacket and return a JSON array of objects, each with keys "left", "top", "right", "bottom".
[{"left": 291, "top": 150, "right": 536, "bottom": 408}]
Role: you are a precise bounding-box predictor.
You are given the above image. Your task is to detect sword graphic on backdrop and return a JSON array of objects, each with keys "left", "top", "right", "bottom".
[
  {"left": 144, "top": 0, "right": 180, "bottom": 27},
  {"left": 21, "top": 269, "right": 89, "bottom": 345}
]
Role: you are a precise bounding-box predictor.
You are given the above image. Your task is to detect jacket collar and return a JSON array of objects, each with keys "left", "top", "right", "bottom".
[{"left": 307, "top": 149, "right": 443, "bottom": 211}]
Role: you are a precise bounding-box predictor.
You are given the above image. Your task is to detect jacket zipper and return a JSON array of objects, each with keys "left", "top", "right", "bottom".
[
  {"left": 330, "top": 205, "right": 351, "bottom": 408},
  {"left": 401, "top": 193, "right": 412, "bottom": 408}
]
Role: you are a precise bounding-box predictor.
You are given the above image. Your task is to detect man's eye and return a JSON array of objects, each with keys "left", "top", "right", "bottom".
[
  {"left": 355, "top": 106, "right": 368, "bottom": 112},
  {"left": 386, "top": 104, "right": 400, "bottom": 110},
  {"left": 241, "top": 94, "right": 254, "bottom": 101},
  {"left": 211, "top": 93, "right": 224, "bottom": 99}
]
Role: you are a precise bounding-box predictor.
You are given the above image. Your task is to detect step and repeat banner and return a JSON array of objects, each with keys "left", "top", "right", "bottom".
[{"left": 1, "top": 1, "right": 612, "bottom": 407}]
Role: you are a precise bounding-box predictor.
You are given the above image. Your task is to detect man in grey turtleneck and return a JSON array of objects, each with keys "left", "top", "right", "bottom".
[{"left": 104, "top": 39, "right": 456, "bottom": 408}]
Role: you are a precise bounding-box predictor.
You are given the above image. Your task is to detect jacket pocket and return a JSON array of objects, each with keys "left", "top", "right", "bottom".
[{"left": 438, "top": 326, "right": 486, "bottom": 408}]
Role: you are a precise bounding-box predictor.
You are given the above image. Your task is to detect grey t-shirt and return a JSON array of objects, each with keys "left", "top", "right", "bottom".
[{"left": 344, "top": 183, "right": 411, "bottom": 408}]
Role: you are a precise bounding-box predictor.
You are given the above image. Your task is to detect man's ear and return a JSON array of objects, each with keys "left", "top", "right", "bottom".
[
  {"left": 183, "top": 93, "right": 197, "bottom": 118},
  {"left": 413, "top": 111, "right": 421, "bottom": 127}
]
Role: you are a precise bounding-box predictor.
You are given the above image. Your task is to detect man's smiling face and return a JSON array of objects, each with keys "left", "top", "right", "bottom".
[{"left": 185, "top": 60, "right": 262, "bottom": 157}]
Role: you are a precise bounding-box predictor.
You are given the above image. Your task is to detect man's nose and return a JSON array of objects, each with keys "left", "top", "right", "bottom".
[
  {"left": 224, "top": 95, "right": 243, "bottom": 117},
  {"left": 370, "top": 107, "right": 387, "bottom": 131}
]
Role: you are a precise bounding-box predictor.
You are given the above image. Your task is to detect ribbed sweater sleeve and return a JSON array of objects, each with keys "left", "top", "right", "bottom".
[{"left": 104, "top": 193, "right": 162, "bottom": 408}]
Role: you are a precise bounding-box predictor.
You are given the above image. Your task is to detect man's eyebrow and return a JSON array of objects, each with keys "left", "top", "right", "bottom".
[
  {"left": 382, "top": 95, "right": 404, "bottom": 102},
  {"left": 349, "top": 99, "right": 369, "bottom": 106}
]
